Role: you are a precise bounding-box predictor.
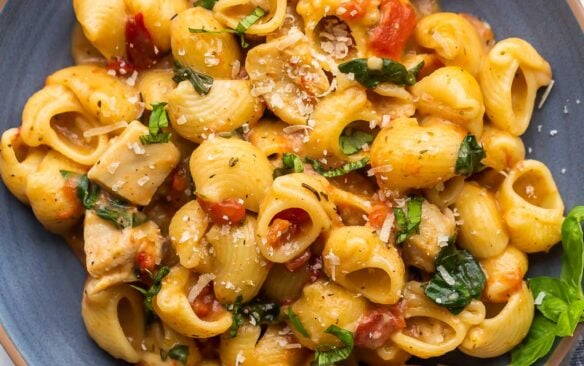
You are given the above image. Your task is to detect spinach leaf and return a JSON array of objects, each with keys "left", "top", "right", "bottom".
[
  {"left": 455, "top": 135, "right": 486, "bottom": 176},
  {"left": 306, "top": 157, "right": 370, "bottom": 178},
  {"left": 393, "top": 196, "right": 423, "bottom": 244},
  {"left": 339, "top": 130, "right": 373, "bottom": 155},
  {"left": 166, "top": 344, "right": 189, "bottom": 365},
  {"left": 193, "top": 0, "right": 217, "bottom": 10},
  {"left": 226, "top": 295, "right": 280, "bottom": 337},
  {"left": 287, "top": 308, "right": 310, "bottom": 337},
  {"left": 130, "top": 266, "right": 170, "bottom": 319},
  {"left": 189, "top": 7, "right": 265, "bottom": 48},
  {"left": 424, "top": 241, "right": 486, "bottom": 314},
  {"left": 313, "top": 325, "right": 354, "bottom": 366},
  {"left": 273, "top": 153, "right": 304, "bottom": 178},
  {"left": 338, "top": 58, "right": 423, "bottom": 88},
  {"left": 173, "top": 62, "right": 214, "bottom": 95},
  {"left": 510, "top": 315, "right": 558, "bottom": 366},
  {"left": 140, "top": 102, "right": 171, "bottom": 145},
  {"left": 61, "top": 171, "right": 147, "bottom": 229}
]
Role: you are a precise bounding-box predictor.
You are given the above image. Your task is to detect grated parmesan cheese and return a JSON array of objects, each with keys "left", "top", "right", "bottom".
[
  {"left": 187, "top": 273, "right": 216, "bottom": 303},
  {"left": 367, "top": 165, "right": 393, "bottom": 176},
  {"left": 534, "top": 291, "right": 546, "bottom": 305},
  {"left": 324, "top": 251, "right": 340, "bottom": 281},
  {"left": 83, "top": 121, "right": 128, "bottom": 138},
  {"left": 437, "top": 265, "right": 456, "bottom": 286},
  {"left": 378, "top": 213, "right": 394, "bottom": 243},
  {"left": 537, "top": 79, "right": 555, "bottom": 109}
]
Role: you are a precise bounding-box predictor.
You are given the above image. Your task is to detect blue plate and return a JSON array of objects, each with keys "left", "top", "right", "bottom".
[{"left": 0, "top": 0, "right": 582, "bottom": 365}]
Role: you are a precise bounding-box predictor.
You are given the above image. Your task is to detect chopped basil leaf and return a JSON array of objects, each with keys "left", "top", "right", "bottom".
[
  {"left": 393, "top": 196, "right": 423, "bottom": 244},
  {"left": 273, "top": 153, "right": 304, "bottom": 178},
  {"left": 226, "top": 295, "right": 280, "bottom": 337},
  {"left": 509, "top": 315, "right": 558, "bottom": 366},
  {"left": 130, "top": 266, "right": 170, "bottom": 319},
  {"left": 189, "top": 7, "right": 265, "bottom": 48},
  {"left": 424, "top": 240, "right": 486, "bottom": 314},
  {"left": 511, "top": 206, "right": 584, "bottom": 365},
  {"left": 193, "top": 0, "right": 217, "bottom": 10},
  {"left": 313, "top": 325, "right": 354, "bottom": 366},
  {"left": 287, "top": 308, "right": 310, "bottom": 338},
  {"left": 339, "top": 130, "right": 373, "bottom": 155},
  {"left": 338, "top": 58, "right": 423, "bottom": 88},
  {"left": 167, "top": 344, "right": 189, "bottom": 365},
  {"left": 455, "top": 135, "right": 486, "bottom": 176},
  {"left": 306, "top": 157, "right": 370, "bottom": 178},
  {"left": 140, "top": 102, "right": 171, "bottom": 145},
  {"left": 173, "top": 62, "right": 214, "bottom": 95},
  {"left": 235, "top": 6, "right": 265, "bottom": 33},
  {"left": 61, "top": 172, "right": 147, "bottom": 229}
]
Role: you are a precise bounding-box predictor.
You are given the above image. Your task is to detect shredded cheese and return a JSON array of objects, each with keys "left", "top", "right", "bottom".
[
  {"left": 537, "top": 79, "right": 555, "bottom": 109},
  {"left": 187, "top": 273, "right": 216, "bottom": 303},
  {"left": 83, "top": 121, "right": 128, "bottom": 138},
  {"left": 378, "top": 213, "right": 394, "bottom": 243}
]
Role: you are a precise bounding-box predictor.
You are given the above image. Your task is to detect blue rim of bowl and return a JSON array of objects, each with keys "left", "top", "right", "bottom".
[{"left": 0, "top": 0, "right": 583, "bottom": 365}]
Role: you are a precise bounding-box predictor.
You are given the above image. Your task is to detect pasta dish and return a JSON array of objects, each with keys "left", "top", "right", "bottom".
[{"left": 1, "top": 0, "right": 583, "bottom": 365}]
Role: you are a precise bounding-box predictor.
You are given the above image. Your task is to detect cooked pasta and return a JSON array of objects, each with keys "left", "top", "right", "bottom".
[{"left": 0, "top": 1, "right": 573, "bottom": 365}]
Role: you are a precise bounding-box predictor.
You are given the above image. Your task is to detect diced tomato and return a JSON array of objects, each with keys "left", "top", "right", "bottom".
[
  {"left": 266, "top": 209, "right": 311, "bottom": 248},
  {"left": 338, "top": 0, "right": 369, "bottom": 21},
  {"left": 355, "top": 302, "right": 406, "bottom": 349},
  {"left": 125, "top": 13, "right": 161, "bottom": 70},
  {"left": 368, "top": 202, "right": 392, "bottom": 230},
  {"left": 416, "top": 54, "right": 443, "bottom": 79},
  {"left": 135, "top": 250, "right": 156, "bottom": 275},
  {"left": 171, "top": 166, "right": 189, "bottom": 193},
  {"left": 369, "top": 0, "right": 417, "bottom": 60},
  {"left": 59, "top": 176, "right": 83, "bottom": 219},
  {"left": 190, "top": 283, "right": 224, "bottom": 320},
  {"left": 105, "top": 57, "right": 135, "bottom": 76},
  {"left": 274, "top": 208, "right": 311, "bottom": 224},
  {"left": 285, "top": 249, "right": 312, "bottom": 272},
  {"left": 198, "top": 198, "right": 246, "bottom": 226}
]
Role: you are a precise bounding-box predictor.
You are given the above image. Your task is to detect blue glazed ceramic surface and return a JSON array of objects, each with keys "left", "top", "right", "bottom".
[{"left": 0, "top": 1, "right": 582, "bottom": 365}]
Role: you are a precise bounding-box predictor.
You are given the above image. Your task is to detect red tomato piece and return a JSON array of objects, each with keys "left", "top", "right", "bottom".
[
  {"left": 198, "top": 198, "right": 246, "bottom": 226},
  {"left": 368, "top": 202, "right": 392, "bottom": 230},
  {"left": 105, "top": 57, "right": 135, "bottom": 76},
  {"left": 135, "top": 250, "right": 156, "bottom": 275},
  {"left": 190, "top": 283, "right": 224, "bottom": 320},
  {"left": 369, "top": 0, "right": 417, "bottom": 60},
  {"left": 354, "top": 302, "right": 406, "bottom": 349},
  {"left": 125, "top": 13, "right": 161, "bottom": 70}
]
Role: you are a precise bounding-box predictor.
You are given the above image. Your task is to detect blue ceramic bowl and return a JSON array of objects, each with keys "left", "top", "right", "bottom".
[{"left": 0, "top": 0, "right": 582, "bottom": 365}]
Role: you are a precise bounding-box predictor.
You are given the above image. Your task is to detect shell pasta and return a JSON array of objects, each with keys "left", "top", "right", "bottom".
[{"left": 1, "top": 0, "right": 577, "bottom": 365}]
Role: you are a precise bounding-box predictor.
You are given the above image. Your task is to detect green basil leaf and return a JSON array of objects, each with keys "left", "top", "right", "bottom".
[
  {"left": 140, "top": 132, "right": 172, "bottom": 145},
  {"left": 273, "top": 153, "right": 304, "bottom": 178},
  {"left": 131, "top": 266, "right": 170, "bottom": 319},
  {"left": 455, "top": 135, "right": 486, "bottom": 176},
  {"left": 287, "top": 308, "right": 310, "bottom": 337},
  {"left": 338, "top": 58, "right": 423, "bottom": 88},
  {"left": 424, "top": 241, "right": 486, "bottom": 314},
  {"left": 560, "top": 206, "right": 584, "bottom": 294},
  {"left": 173, "top": 62, "right": 214, "bottom": 95},
  {"left": 313, "top": 325, "right": 354, "bottom": 366},
  {"left": 235, "top": 7, "right": 266, "bottom": 33},
  {"left": 339, "top": 130, "right": 373, "bottom": 155},
  {"left": 227, "top": 295, "right": 280, "bottom": 337},
  {"left": 393, "top": 196, "right": 423, "bottom": 244},
  {"left": 306, "top": 157, "right": 370, "bottom": 178},
  {"left": 167, "top": 344, "right": 189, "bottom": 365},
  {"left": 193, "top": 0, "right": 217, "bottom": 10},
  {"left": 509, "top": 315, "right": 558, "bottom": 366}
]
